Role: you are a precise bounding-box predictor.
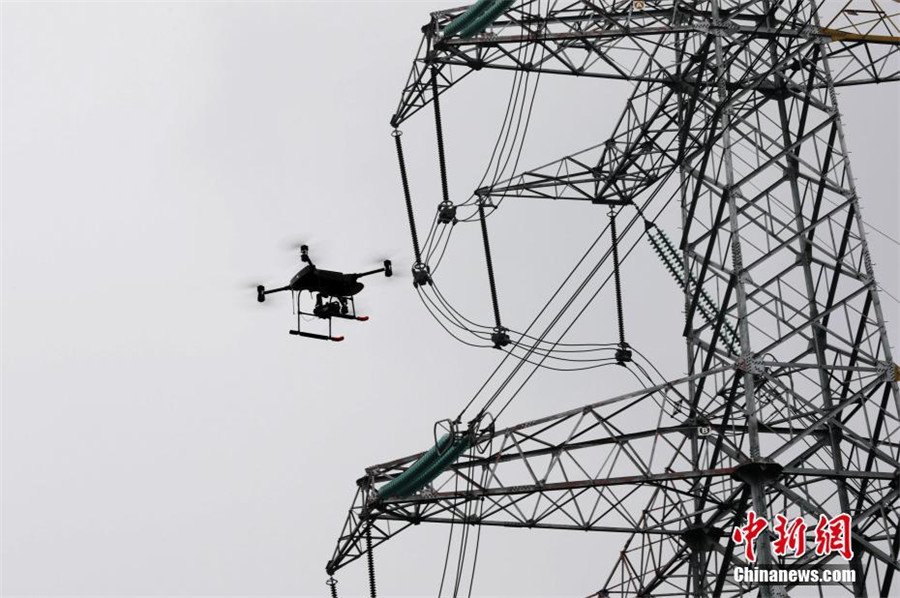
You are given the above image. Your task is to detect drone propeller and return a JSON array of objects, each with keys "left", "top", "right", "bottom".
[
  {"left": 370, "top": 245, "right": 405, "bottom": 277},
  {"left": 280, "top": 236, "right": 332, "bottom": 264},
  {"left": 236, "top": 279, "right": 279, "bottom": 306},
  {"left": 283, "top": 239, "right": 309, "bottom": 251},
  {"left": 379, "top": 258, "right": 407, "bottom": 278}
]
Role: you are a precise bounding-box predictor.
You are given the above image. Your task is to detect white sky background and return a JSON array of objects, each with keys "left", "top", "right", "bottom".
[{"left": 1, "top": 2, "right": 897, "bottom": 597}]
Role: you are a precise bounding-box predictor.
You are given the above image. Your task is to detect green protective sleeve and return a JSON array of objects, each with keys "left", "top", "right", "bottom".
[
  {"left": 442, "top": 0, "right": 496, "bottom": 38},
  {"left": 377, "top": 434, "right": 452, "bottom": 499},
  {"left": 377, "top": 435, "right": 470, "bottom": 499},
  {"left": 457, "top": 0, "right": 514, "bottom": 38}
]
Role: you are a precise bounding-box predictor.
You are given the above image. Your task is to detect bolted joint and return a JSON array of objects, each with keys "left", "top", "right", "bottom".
[
  {"left": 680, "top": 525, "right": 725, "bottom": 552},
  {"left": 883, "top": 362, "right": 900, "bottom": 382},
  {"left": 731, "top": 459, "right": 783, "bottom": 486},
  {"left": 689, "top": 415, "right": 712, "bottom": 437},
  {"left": 734, "top": 355, "right": 764, "bottom": 375}
]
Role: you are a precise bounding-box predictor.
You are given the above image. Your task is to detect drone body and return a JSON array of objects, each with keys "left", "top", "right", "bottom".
[{"left": 256, "top": 245, "right": 392, "bottom": 341}]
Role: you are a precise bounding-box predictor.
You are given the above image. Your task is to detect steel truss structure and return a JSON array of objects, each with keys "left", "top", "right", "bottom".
[{"left": 328, "top": 1, "right": 900, "bottom": 596}]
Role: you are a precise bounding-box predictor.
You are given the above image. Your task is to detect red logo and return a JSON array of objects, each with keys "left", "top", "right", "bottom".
[
  {"left": 814, "top": 513, "right": 854, "bottom": 560},
  {"left": 772, "top": 515, "right": 807, "bottom": 557},
  {"left": 731, "top": 512, "right": 853, "bottom": 562},
  {"left": 731, "top": 510, "right": 768, "bottom": 562}
]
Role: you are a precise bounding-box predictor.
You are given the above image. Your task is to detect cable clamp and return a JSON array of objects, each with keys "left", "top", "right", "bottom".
[
  {"left": 412, "top": 262, "right": 432, "bottom": 287},
  {"left": 491, "top": 326, "right": 511, "bottom": 349}
]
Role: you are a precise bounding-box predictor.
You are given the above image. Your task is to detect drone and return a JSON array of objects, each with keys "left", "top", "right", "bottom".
[{"left": 256, "top": 245, "right": 392, "bottom": 342}]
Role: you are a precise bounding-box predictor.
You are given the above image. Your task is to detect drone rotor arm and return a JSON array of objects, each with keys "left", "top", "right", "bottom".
[
  {"left": 257, "top": 284, "right": 293, "bottom": 302},
  {"left": 354, "top": 260, "right": 393, "bottom": 279}
]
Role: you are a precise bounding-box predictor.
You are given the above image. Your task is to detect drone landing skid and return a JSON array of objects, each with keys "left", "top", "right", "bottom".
[
  {"left": 331, "top": 313, "right": 369, "bottom": 322},
  {"left": 292, "top": 295, "right": 364, "bottom": 341},
  {"left": 289, "top": 330, "right": 345, "bottom": 342}
]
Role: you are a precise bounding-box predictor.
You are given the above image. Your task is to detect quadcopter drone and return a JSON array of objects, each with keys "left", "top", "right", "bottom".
[{"left": 256, "top": 245, "right": 392, "bottom": 341}]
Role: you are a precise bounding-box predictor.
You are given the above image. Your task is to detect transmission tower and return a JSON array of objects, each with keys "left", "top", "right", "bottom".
[{"left": 326, "top": 1, "right": 900, "bottom": 596}]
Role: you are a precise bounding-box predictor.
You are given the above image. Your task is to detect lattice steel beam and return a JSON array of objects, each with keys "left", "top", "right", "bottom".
[{"left": 329, "top": 2, "right": 900, "bottom": 596}]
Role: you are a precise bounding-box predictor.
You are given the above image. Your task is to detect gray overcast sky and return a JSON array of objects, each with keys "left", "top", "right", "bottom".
[{"left": 2, "top": 2, "right": 898, "bottom": 597}]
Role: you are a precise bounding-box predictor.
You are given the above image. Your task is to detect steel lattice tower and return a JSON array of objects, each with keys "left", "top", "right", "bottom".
[{"left": 327, "top": 1, "right": 900, "bottom": 596}]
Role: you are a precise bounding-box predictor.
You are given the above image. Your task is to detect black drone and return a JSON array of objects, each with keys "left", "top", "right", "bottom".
[{"left": 256, "top": 245, "right": 392, "bottom": 342}]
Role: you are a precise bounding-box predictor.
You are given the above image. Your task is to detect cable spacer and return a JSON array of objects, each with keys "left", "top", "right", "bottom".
[
  {"left": 615, "top": 342, "right": 632, "bottom": 365},
  {"left": 412, "top": 262, "right": 432, "bottom": 287},
  {"left": 491, "top": 326, "right": 511, "bottom": 349},
  {"left": 437, "top": 200, "right": 457, "bottom": 224}
]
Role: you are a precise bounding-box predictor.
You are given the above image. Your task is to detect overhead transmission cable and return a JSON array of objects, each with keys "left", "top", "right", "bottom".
[
  {"left": 396, "top": 0, "right": 716, "bottom": 425},
  {"left": 476, "top": 178, "right": 683, "bottom": 422}
]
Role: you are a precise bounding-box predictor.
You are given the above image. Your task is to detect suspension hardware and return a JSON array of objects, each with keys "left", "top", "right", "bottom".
[
  {"left": 412, "top": 262, "right": 432, "bottom": 287},
  {"left": 490, "top": 326, "right": 511, "bottom": 349},
  {"left": 437, "top": 200, "right": 457, "bottom": 224}
]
